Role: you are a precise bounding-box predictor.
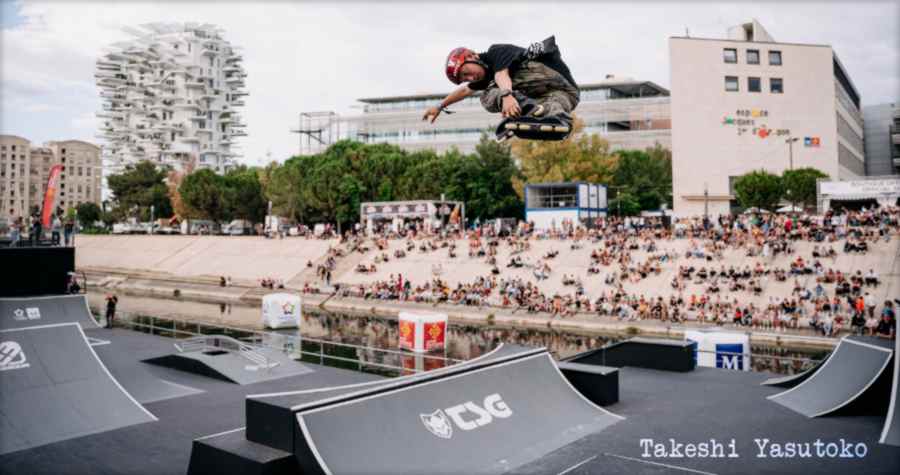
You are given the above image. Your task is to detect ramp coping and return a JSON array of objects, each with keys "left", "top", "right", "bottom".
[
  {"left": 767, "top": 336, "right": 894, "bottom": 417},
  {"left": 289, "top": 346, "right": 546, "bottom": 413},
  {"left": 246, "top": 342, "right": 510, "bottom": 400},
  {"left": 297, "top": 352, "right": 624, "bottom": 475},
  {"left": 880, "top": 335, "right": 900, "bottom": 445}
]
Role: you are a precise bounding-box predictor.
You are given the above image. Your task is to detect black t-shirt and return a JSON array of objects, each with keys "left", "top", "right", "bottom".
[
  {"left": 467, "top": 40, "right": 577, "bottom": 91},
  {"left": 875, "top": 317, "right": 895, "bottom": 336}
]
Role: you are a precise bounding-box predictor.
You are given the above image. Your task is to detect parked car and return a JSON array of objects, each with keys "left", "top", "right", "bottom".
[{"left": 223, "top": 219, "right": 253, "bottom": 236}]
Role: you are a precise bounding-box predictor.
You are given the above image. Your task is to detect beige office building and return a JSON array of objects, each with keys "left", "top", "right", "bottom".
[
  {"left": 45, "top": 140, "right": 103, "bottom": 211},
  {"left": 0, "top": 135, "right": 32, "bottom": 219},
  {"left": 0, "top": 136, "right": 101, "bottom": 220},
  {"left": 670, "top": 20, "right": 865, "bottom": 217}
]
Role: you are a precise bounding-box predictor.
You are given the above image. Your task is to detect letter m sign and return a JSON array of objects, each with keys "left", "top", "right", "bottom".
[{"left": 715, "top": 343, "right": 745, "bottom": 371}]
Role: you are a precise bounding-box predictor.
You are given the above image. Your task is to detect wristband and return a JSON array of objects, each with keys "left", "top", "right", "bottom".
[{"left": 499, "top": 89, "right": 513, "bottom": 98}]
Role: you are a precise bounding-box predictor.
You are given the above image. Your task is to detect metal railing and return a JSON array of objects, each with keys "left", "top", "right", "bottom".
[{"left": 112, "top": 312, "right": 461, "bottom": 376}]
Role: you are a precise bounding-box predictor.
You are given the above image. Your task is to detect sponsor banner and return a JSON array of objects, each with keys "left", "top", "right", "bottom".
[
  {"left": 820, "top": 178, "right": 900, "bottom": 197},
  {"left": 423, "top": 321, "right": 445, "bottom": 352},
  {"left": 398, "top": 312, "right": 448, "bottom": 353},
  {"left": 41, "top": 164, "right": 63, "bottom": 228},
  {"left": 398, "top": 319, "right": 416, "bottom": 351},
  {"left": 685, "top": 330, "right": 749, "bottom": 371}
]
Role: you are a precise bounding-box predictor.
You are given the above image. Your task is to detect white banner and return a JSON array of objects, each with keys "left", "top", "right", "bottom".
[{"left": 820, "top": 179, "right": 900, "bottom": 197}]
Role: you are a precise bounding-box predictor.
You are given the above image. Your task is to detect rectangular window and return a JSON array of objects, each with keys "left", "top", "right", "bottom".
[
  {"left": 769, "top": 50, "right": 782, "bottom": 66},
  {"left": 748, "top": 77, "right": 761, "bottom": 92},
  {"left": 747, "top": 49, "right": 760, "bottom": 65},
  {"left": 725, "top": 76, "right": 739, "bottom": 92},
  {"left": 723, "top": 48, "right": 737, "bottom": 63},
  {"left": 770, "top": 77, "right": 784, "bottom": 94}
]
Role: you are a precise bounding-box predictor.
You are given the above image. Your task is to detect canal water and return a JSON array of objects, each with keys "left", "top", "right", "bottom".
[
  {"left": 119, "top": 300, "right": 828, "bottom": 378},
  {"left": 287, "top": 309, "right": 828, "bottom": 377}
]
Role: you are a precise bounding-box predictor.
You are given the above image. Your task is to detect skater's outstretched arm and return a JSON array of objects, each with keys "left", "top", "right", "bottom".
[
  {"left": 493, "top": 69, "right": 521, "bottom": 118},
  {"left": 422, "top": 85, "right": 474, "bottom": 123}
]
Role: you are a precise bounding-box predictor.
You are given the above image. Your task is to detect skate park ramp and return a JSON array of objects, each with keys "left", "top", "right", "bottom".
[
  {"left": 0, "top": 295, "right": 99, "bottom": 331},
  {"left": 144, "top": 334, "right": 313, "bottom": 385},
  {"left": 761, "top": 351, "right": 831, "bottom": 388},
  {"left": 189, "top": 344, "right": 623, "bottom": 475},
  {"left": 0, "top": 322, "right": 156, "bottom": 455},
  {"left": 769, "top": 336, "right": 894, "bottom": 418},
  {"left": 293, "top": 348, "right": 622, "bottom": 475},
  {"left": 881, "top": 334, "right": 900, "bottom": 446}
]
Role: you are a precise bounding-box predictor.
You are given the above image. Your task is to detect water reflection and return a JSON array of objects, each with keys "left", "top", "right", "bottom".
[{"left": 283, "top": 310, "right": 827, "bottom": 376}]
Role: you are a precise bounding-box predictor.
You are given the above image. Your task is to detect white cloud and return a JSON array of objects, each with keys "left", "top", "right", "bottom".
[{"left": 2, "top": 1, "right": 898, "bottom": 166}]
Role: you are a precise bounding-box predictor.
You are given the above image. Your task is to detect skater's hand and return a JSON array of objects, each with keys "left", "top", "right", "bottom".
[
  {"left": 501, "top": 95, "right": 521, "bottom": 118},
  {"left": 422, "top": 106, "right": 442, "bottom": 123}
]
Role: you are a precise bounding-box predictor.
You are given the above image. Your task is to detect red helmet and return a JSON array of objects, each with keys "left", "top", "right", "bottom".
[{"left": 445, "top": 47, "right": 476, "bottom": 84}]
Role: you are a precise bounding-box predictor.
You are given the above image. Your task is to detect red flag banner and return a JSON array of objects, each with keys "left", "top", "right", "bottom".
[{"left": 41, "top": 164, "right": 63, "bottom": 227}]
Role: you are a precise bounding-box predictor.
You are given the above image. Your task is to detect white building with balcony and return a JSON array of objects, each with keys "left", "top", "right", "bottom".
[{"left": 95, "top": 22, "right": 248, "bottom": 174}]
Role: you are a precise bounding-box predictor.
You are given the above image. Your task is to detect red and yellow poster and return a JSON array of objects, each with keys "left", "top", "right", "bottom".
[
  {"left": 398, "top": 319, "right": 415, "bottom": 351},
  {"left": 423, "top": 321, "right": 446, "bottom": 352},
  {"left": 41, "top": 164, "right": 63, "bottom": 227}
]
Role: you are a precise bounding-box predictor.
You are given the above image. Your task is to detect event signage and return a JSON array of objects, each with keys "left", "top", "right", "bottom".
[
  {"left": 721, "top": 108, "right": 790, "bottom": 139},
  {"left": 820, "top": 179, "right": 900, "bottom": 197}
]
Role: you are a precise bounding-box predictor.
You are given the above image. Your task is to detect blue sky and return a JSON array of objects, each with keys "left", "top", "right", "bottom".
[
  {"left": 1, "top": 1, "right": 898, "bottom": 166},
  {"left": 1, "top": 1, "right": 25, "bottom": 29}
]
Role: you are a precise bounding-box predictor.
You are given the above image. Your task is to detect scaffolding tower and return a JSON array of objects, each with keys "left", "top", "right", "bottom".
[{"left": 290, "top": 111, "right": 341, "bottom": 156}]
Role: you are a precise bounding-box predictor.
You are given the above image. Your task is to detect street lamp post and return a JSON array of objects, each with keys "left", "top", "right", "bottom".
[
  {"left": 786, "top": 137, "right": 800, "bottom": 171},
  {"left": 786, "top": 137, "right": 800, "bottom": 212}
]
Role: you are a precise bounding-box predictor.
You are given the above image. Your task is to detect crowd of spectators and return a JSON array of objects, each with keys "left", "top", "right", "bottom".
[{"left": 302, "top": 208, "right": 899, "bottom": 339}]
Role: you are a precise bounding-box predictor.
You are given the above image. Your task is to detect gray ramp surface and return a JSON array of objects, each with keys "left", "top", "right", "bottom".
[
  {"left": 880, "top": 334, "right": 900, "bottom": 446},
  {"left": 0, "top": 323, "right": 156, "bottom": 455},
  {"left": 0, "top": 295, "right": 98, "bottom": 331},
  {"left": 769, "top": 337, "right": 893, "bottom": 417},
  {"left": 295, "top": 352, "right": 623, "bottom": 475}
]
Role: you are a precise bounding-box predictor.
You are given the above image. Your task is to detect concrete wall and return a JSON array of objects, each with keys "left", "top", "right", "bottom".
[
  {"left": 670, "top": 37, "right": 841, "bottom": 217},
  {"left": 75, "top": 235, "right": 338, "bottom": 282}
]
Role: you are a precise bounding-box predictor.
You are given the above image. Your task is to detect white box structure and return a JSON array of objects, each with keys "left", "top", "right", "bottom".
[
  {"left": 95, "top": 23, "right": 248, "bottom": 174},
  {"left": 261, "top": 293, "right": 302, "bottom": 329},
  {"left": 398, "top": 311, "right": 448, "bottom": 353}
]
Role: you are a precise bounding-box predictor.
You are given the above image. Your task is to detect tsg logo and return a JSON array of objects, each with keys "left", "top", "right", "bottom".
[
  {"left": 420, "top": 393, "right": 512, "bottom": 439},
  {"left": 0, "top": 341, "right": 30, "bottom": 371}
]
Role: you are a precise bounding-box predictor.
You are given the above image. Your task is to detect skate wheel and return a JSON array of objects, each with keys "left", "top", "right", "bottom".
[
  {"left": 539, "top": 125, "right": 554, "bottom": 132},
  {"left": 518, "top": 124, "right": 532, "bottom": 131},
  {"left": 553, "top": 126, "right": 570, "bottom": 133},
  {"left": 504, "top": 123, "right": 517, "bottom": 130}
]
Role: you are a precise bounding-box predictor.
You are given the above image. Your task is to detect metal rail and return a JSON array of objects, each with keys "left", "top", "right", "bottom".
[
  {"left": 175, "top": 334, "right": 278, "bottom": 371},
  {"left": 113, "top": 312, "right": 460, "bottom": 375}
]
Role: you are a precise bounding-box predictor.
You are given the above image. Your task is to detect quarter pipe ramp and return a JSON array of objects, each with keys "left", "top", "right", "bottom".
[
  {"left": 768, "top": 336, "right": 894, "bottom": 418},
  {"left": 0, "top": 322, "right": 156, "bottom": 455},
  {"left": 0, "top": 295, "right": 99, "bottom": 331},
  {"left": 190, "top": 345, "right": 623, "bottom": 475}
]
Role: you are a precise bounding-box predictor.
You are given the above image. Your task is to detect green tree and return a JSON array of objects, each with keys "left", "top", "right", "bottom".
[
  {"left": 733, "top": 170, "right": 784, "bottom": 212},
  {"left": 179, "top": 169, "right": 229, "bottom": 223},
  {"left": 608, "top": 191, "right": 642, "bottom": 216},
  {"left": 612, "top": 146, "right": 673, "bottom": 212},
  {"left": 782, "top": 167, "right": 828, "bottom": 210},
  {"left": 75, "top": 202, "right": 102, "bottom": 229},
  {"left": 511, "top": 118, "right": 618, "bottom": 198},
  {"left": 106, "top": 161, "right": 173, "bottom": 221},
  {"left": 223, "top": 166, "right": 266, "bottom": 223}
]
